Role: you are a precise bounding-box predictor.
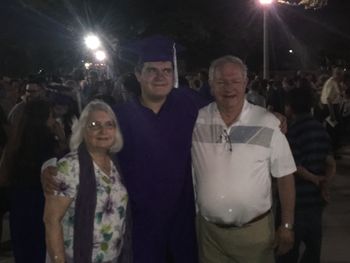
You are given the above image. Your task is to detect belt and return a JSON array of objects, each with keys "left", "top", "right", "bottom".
[{"left": 210, "top": 209, "right": 271, "bottom": 229}]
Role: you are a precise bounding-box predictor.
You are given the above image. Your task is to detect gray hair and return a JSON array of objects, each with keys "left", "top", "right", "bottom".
[
  {"left": 208, "top": 55, "right": 248, "bottom": 81},
  {"left": 69, "top": 100, "right": 123, "bottom": 153}
]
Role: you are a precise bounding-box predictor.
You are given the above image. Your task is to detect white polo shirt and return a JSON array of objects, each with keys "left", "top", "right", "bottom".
[{"left": 192, "top": 101, "right": 296, "bottom": 226}]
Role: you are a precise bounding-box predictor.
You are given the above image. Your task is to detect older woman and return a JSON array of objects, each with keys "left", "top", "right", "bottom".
[{"left": 44, "top": 100, "right": 131, "bottom": 263}]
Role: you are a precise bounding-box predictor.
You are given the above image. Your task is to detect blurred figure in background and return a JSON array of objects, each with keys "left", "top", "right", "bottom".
[
  {"left": 320, "top": 67, "right": 344, "bottom": 150},
  {"left": 8, "top": 100, "right": 66, "bottom": 263},
  {"left": 278, "top": 87, "right": 336, "bottom": 263}
]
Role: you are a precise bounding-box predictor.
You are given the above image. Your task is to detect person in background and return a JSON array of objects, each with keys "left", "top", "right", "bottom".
[
  {"left": 8, "top": 99, "right": 66, "bottom": 263},
  {"left": 44, "top": 100, "right": 131, "bottom": 263},
  {"left": 277, "top": 87, "right": 336, "bottom": 263},
  {"left": 267, "top": 76, "right": 287, "bottom": 114},
  {"left": 0, "top": 78, "right": 22, "bottom": 117},
  {"left": 246, "top": 79, "right": 266, "bottom": 107},
  {"left": 7, "top": 77, "right": 47, "bottom": 126},
  {"left": 320, "top": 67, "right": 344, "bottom": 151},
  {"left": 198, "top": 69, "right": 214, "bottom": 102}
]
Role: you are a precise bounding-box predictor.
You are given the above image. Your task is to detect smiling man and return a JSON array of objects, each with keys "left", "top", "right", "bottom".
[{"left": 192, "top": 55, "right": 296, "bottom": 263}]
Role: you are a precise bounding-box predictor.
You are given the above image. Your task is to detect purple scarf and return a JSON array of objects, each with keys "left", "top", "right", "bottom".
[
  {"left": 74, "top": 142, "right": 97, "bottom": 262},
  {"left": 73, "top": 143, "right": 132, "bottom": 263}
]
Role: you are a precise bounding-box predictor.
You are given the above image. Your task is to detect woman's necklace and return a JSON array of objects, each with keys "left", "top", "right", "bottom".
[{"left": 92, "top": 155, "right": 111, "bottom": 176}]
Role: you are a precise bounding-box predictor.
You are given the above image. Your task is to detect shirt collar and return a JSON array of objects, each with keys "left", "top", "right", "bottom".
[{"left": 213, "top": 99, "right": 250, "bottom": 128}]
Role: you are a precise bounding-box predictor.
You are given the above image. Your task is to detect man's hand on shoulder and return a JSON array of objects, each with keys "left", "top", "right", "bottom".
[{"left": 272, "top": 111, "right": 287, "bottom": 134}]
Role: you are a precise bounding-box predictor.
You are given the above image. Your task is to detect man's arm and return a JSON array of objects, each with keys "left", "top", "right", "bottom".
[{"left": 275, "top": 174, "right": 295, "bottom": 255}]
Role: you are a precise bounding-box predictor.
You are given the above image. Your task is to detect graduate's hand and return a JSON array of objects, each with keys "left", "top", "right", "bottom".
[
  {"left": 41, "top": 166, "right": 59, "bottom": 195},
  {"left": 272, "top": 112, "right": 287, "bottom": 134}
]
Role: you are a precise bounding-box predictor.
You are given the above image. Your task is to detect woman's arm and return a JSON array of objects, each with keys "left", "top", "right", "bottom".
[{"left": 43, "top": 195, "right": 73, "bottom": 263}]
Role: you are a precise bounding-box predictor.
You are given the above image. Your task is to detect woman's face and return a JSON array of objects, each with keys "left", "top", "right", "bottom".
[{"left": 84, "top": 110, "right": 116, "bottom": 152}]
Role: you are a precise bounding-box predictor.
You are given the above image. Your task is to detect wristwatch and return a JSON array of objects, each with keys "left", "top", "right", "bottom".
[{"left": 281, "top": 223, "right": 294, "bottom": 230}]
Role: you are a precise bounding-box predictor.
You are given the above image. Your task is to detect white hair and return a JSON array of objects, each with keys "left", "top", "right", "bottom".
[
  {"left": 69, "top": 100, "right": 123, "bottom": 153},
  {"left": 208, "top": 55, "right": 248, "bottom": 81}
]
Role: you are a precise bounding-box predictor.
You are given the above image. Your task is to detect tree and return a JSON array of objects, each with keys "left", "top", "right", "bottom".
[{"left": 277, "top": 0, "right": 328, "bottom": 9}]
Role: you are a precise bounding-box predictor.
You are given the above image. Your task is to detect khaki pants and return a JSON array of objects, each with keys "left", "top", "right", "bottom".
[{"left": 197, "top": 213, "right": 275, "bottom": 263}]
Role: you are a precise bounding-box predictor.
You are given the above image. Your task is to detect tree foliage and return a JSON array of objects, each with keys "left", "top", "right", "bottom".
[{"left": 278, "top": 0, "right": 328, "bottom": 9}]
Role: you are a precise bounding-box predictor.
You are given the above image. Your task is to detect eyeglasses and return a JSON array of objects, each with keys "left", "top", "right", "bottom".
[
  {"left": 87, "top": 121, "right": 116, "bottom": 131},
  {"left": 217, "top": 129, "right": 232, "bottom": 152}
]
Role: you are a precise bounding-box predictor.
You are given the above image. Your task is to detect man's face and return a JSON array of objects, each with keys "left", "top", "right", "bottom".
[
  {"left": 136, "top": 61, "right": 174, "bottom": 102},
  {"left": 25, "top": 83, "right": 45, "bottom": 101},
  {"left": 210, "top": 62, "right": 247, "bottom": 111}
]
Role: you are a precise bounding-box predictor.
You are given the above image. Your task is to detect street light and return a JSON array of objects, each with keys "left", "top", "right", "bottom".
[
  {"left": 84, "top": 34, "right": 101, "bottom": 50},
  {"left": 83, "top": 33, "right": 114, "bottom": 79},
  {"left": 259, "top": 0, "right": 274, "bottom": 79},
  {"left": 95, "top": 50, "right": 107, "bottom": 61}
]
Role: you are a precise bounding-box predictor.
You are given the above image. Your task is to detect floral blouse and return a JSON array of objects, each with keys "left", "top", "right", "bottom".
[{"left": 54, "top": 151, "right": 128, "bottom": 263}]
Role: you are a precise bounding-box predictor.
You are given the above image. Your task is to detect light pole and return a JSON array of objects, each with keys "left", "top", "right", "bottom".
[{"left": 259, "top": 0, "right": 274, "bottom": 79}]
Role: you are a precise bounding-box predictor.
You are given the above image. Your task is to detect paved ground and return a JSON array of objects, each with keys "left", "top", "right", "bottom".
[
  {"left": 321, "top": 146, "right": 350, "bottom": 263},
  {"left": 1, "top": 147, "right": 350, "bottom": 263}
]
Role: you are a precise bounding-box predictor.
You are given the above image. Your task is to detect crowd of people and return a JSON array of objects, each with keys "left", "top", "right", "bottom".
[{"left": 0, "top": 35, "right": 346, "bottom": 263}]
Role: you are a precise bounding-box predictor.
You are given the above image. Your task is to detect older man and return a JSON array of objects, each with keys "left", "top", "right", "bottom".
[{"left": 192, "top": 56, "right": 296, "bottom": 263}]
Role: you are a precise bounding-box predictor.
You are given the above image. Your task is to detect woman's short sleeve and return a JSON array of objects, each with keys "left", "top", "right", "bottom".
[{"left": 54, "top": 153, "right": 79, "bottom": 198}]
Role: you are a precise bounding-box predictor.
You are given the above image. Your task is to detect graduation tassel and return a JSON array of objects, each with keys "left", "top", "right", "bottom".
[{"left": 173, "top": 43, "right": 179, "bottom": 89}]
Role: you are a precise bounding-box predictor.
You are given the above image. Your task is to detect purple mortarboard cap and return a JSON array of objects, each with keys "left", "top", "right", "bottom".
[
  {"left": 130, "top": 35, "right": 185, "bottom": 63},
  {"left": 120, "top": 35, "right": 185, "bottom": 87}
]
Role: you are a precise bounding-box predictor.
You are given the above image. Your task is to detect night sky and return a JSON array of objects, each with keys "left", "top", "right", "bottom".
[{"left": 1, "top": 0, "right": 350, "bottom": 76}]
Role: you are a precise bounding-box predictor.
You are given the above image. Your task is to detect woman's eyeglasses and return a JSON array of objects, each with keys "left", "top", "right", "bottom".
[{"left": 87, "top": 121, "right": 116, "bottom": 131}]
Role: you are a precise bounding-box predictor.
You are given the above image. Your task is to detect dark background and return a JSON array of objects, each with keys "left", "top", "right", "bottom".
[{"left": 1, "top": 0, "right": 350, "bottom": 77}]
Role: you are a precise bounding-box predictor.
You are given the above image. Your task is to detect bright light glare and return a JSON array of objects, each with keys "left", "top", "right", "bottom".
[
  {"left": 259, "top": 0, "right": 274, "bottom": 5},
  {"left": 289, "top": 49, "right": 293, "bottom": 54},
  {"left": 95, "top": 50, "right": 106, "bottom": 61},
  {"left": 84, "top": 62, "right": 92, "bottom": 69},
  {"left": 84, "top": 35, "right": 101, "bottom": 50}
]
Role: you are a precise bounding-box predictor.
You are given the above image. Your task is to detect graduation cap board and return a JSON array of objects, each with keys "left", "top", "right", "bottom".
[{"left": 122, "top": 35, "right": 185, "bottom": 88}]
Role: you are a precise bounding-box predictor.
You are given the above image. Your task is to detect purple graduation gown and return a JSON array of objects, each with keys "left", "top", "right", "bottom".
[{"left": 115, "top": 88, "right": 207, "bottom": 263}]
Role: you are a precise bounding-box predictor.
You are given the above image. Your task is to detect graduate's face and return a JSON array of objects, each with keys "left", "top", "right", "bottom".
[{"left": 136, "top": 61, "right": 174, "bottom": 102}]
